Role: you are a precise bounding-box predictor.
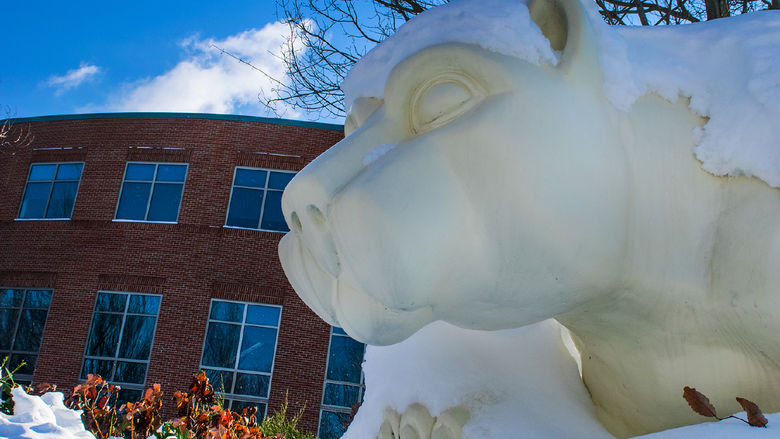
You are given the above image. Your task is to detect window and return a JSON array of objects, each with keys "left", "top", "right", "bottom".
[
  {"left": 200, "top": 300, "right": 282, "bottom": 416},
  {"left": 225, "top": 168, "right": 295, "bottom": 232},
  {"left": 82, "top": 291, "right": 161, "bottom": 401},
  {"left": 0, "top": 288, "right": 53, "bottom": 384},
  {"left": 18, "top": 162, "right": 84, "bottom": 219},
  {"left": 319, "top": 327, "right": 366, "bottom": 439},
  {"left": 115, "top": 162, "right": 188, "bottom": 222}
]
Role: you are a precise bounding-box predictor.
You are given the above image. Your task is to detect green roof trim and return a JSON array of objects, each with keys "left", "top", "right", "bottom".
[{"left": 5, "top": 112, "right": 344, "bottom": 131}]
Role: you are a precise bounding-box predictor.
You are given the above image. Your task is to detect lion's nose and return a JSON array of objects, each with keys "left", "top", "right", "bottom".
[{"left": 282, "top": 174, "right": 341, "bottom": 278}]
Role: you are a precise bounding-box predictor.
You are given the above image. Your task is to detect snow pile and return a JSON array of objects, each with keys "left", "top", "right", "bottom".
[
  {"left": 613, "top": 15, "right": 780, "bottom": 187},
  {"left": 0, "top": 387, "right": 95, "bottom": 439},
  {"left": 636, "top": 414, "right": 779, "bottom": 438},
  {"left": 341, "top": 0, "right": 780, "bottom": 188}
]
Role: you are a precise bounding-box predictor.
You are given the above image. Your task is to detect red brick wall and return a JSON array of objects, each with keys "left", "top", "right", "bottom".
[{"left": 0, "top": 115, "right": 343, "bottom": 432}]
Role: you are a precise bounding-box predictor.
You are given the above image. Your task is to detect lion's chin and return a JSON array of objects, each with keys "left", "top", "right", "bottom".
[{"left": 280, "top": 233, "right": 434, "bottom": 345}]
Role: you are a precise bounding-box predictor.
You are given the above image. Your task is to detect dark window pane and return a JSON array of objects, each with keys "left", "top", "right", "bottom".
[
  {"left": 128, "top": 295, "right": 160, "bottom": 315},
  {"left": 56, "top": 163, "right": 83, "bottom": 180},
  {"left": 86, "top": 313, "right": 122, "bottom": 357},
  {"left": 234, "top": 373, "right": 270, "bottom": 398},
  {"left": 114, "top": 361, "right": 147, "bottom": 384},
  {"left": 245, "top": 305, "right": 280, "bottom": 327},
  {"left": 156, "top": 164, "right": 187, "bottom": 182},
  {"left": 125, "top": 164, "right": 155, "bottom": 181},
  {"left": 210, "top": 301, "right": 243, "bottom": 322},
  {"left": 28, "top": 164, "right": 56, "bottom": 181},
  {"left": 0, "top": 289, "right": 23, "bottom": 307},
  {"left": 9, "top": 354, "right": 36, "bottom": 376},
  {"left": 82, "top": 358, "right": 114, "bottom": 380},
  {"left": 46, "top": 181, "right": 79, "bottom": 218},
  {"left": 96, "top": 293, "right": 127, "bottom": 312},
  {"left": 260, "top": 191, "right": 288, "bottom": 232},
  {"left": 201, "top": 322, "right": 241, "bottom": 369},
  {"left": 234, "top": 169, "right": 267, "bottom": 188},
  {"left": 332, "top": 327, "right": 347, "bottom": 336},
  {"left": 323, "top": 383, "right": 361, "bottom": 408},
  {"left": 19, "top": 182, "right": 51, "bottom": 218},
  {"left": 268, "top": 172, "right": 294, "bottom": 190},
  {"left": 147, "top": 183, "right": 183, "bottom": 221},
  {"left": 232, "top": 401, "right": 266, "bottom": 418},
  {"left": 327, "top": 336, "right": 365, "bottom": 383},
  {"left": 226, "top": 188, "right": 263, "bottom": 228},
  {"left": 0, "top": 309, "right": 19, "bottom": 350},
  {"left": 13, "top": 309, "right": 48, "bottom": 351},
  {"left": 24, "top": 290, "right": 52, "bottom": 308},
  {"left": 118, "top": 315, "right": 156, "bottom": 360},
  {"left": 116, "top": 182, "right": 152, "bottom": 220},
  {"left": 319, "top": 410, "right": 351, "bottom": 439},
  {"left": 204, "top": 369, "right": 234, "bottom": 393},
  {"left": 117, "top": 389, "right": 143, "bottom": 405},
  {"left": 237, "top": 326, "right": 277, "bottom": 373}
]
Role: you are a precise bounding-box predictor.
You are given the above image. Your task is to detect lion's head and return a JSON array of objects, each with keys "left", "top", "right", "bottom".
[{"left": 279, "top": 0, "right": 632, "bottom": 345}]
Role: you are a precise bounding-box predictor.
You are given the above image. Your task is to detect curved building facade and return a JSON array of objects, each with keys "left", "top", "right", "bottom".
[{"left": 1, "top": 113, "right": 362, "bottom": 437}]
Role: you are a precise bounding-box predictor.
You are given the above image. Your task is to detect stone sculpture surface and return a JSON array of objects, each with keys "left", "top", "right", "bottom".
[{"left": 278, "top": 0, "right": 780, "bottom": 436}]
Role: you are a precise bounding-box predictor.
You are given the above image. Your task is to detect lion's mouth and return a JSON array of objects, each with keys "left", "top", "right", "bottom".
[
  {"left": 279, "top": 233, "right": 434, "bottom": 345},
  {"left": 279, "top": 233, "right": 339, "bottom": 325}
]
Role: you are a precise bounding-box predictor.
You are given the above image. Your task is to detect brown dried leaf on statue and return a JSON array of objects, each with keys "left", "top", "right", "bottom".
[
  {"left": 683, "top": 386, "right": 719, "bottom": 418},
  {"left": 736, "top": 397, "right": 768, "bottom": 427}
]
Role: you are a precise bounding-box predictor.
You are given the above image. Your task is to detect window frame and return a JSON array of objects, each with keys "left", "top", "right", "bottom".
[
  {"left": 0, "top": 287, "right": 53, "bottom": 383},
  {"left": 16, "top": 161, "right": 84, "bottom": 220},
  {"left": 113, "top": 161, "right": 189, "bottom": 224},
  {"left": 198, "top": 298, "right": 283, "bottom": 418},
  {"left": 80, "top": 290, "right": 162, "bottom": 395},
  {"left": 223, "top": 166, "right": 295, "bottom": 233},
  {"left": 318, "top": 326, "right": 366, "bottom": 439}
]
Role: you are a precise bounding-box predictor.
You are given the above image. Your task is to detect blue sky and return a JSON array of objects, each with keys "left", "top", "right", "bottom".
[{"left": 2, "top": 1, "right": 333, "bottom": 121}]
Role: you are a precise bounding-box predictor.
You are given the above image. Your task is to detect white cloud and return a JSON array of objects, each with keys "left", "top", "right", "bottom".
[
  {"left": 47, "top": 63, "right": 100, "bottom": 94},
  {"left": 103, "top": 22, "right": 302, "bottom": 117}
]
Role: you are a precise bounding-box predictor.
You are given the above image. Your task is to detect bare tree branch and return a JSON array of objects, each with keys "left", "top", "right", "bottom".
[
  {"left": 264, "top": 0, "right": 775, "bottom": 118},
  {"left": 1, "top": 107, "right": 33, "bottom": 149}
]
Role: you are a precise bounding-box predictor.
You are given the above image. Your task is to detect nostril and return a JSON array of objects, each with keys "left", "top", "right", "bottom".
[
  {"left": 307, "top": 205, "right": 327, "bottom": 227},
  {"left": 290, "top": 211, "right": 302, "bottom": 233}
]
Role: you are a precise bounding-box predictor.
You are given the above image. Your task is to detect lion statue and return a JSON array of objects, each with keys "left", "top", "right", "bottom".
[{"left": 278, "top": 0, "right": 780, "bottom": 436}]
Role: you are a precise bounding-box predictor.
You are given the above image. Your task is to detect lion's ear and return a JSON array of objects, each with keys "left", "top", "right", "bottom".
[{"left": 529, "top": 0, "right": 601, "bottom": 80}]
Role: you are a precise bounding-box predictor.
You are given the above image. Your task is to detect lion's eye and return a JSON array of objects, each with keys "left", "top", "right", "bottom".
[{"left": 410, "top": 74, "right": 483, "bottom": 134}]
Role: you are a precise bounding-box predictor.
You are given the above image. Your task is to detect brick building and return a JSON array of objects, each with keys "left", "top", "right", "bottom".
[{"left": 0, "top": 113, "right": 363, "bottom": 438}]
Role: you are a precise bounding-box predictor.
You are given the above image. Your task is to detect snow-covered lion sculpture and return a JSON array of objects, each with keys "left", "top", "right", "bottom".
[{"left": 279, "top": 0, "right": 780, "bottom": 437}]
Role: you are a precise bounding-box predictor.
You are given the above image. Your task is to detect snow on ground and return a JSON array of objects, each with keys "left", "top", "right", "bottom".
[
  {"left": 341, "top": 0, "right": 780, "bottom": 188},
  {"left": 0, "top": 387, "right": 94, "bottom": 439},
  {"left": 635, "top": 414, "right": 779, "bottom": 438}
]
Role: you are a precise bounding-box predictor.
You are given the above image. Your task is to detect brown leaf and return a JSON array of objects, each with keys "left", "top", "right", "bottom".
[
  {"left": 683, "top": 386, "right": 718, "bottom": 418},
  {"left": 736, "top": 397, "right": 768, "bottom": 427}
]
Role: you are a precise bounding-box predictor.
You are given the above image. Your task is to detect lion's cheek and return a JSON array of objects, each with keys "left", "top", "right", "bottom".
[{"left": 328, "top": 142, "right": 493, "bottom": 319}]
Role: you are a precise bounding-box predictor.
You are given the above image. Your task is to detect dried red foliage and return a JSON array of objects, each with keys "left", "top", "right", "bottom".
[
  {"left": 682, "top": 386, "right": 718, "bottom": 418},
  {"left": 683, "top": 386, "right": 769, "bottom": 428},
  {"left": 64, "top": 374, "right": 123, "bottom": 439},
  {"left": 736, "top": 397, "right": 768, "bottom": 427}
]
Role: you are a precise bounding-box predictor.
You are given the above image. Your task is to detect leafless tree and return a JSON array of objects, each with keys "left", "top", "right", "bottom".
[
  {"left": 265, "top": 0, "right": 446, "bottom": 118},
  {"left": 1, "top": 107, "right": 32, "bottom": 149},
  {"left": 265, "top": 0, "right": 778, "bottom": 118}
]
